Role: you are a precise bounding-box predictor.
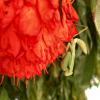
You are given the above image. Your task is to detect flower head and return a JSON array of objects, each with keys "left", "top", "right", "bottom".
[{"left": 0, "top": 0, "right": 78, "bottom": 79}]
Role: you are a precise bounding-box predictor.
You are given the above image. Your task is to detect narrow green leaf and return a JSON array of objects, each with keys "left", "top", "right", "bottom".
[{"left": 0, "top": 88, "right": 10, "bottom": 100}]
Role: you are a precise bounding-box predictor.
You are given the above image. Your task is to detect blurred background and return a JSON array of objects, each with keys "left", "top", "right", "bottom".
[{"left": 0, "top": 0, "right": 100, "bottom": 100}]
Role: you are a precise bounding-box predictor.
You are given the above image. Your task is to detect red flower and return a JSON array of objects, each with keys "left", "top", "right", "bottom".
[{"left": 0, "top": 0, "right": 78, "bottom": 79}]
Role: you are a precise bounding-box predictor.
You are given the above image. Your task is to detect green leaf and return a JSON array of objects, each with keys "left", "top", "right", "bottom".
[
  {"left": 0, "top": 88, "right": 10, "bottom": 100},
  {"left": 95, "top": 1, "right": 100, "bottom": 35}
]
